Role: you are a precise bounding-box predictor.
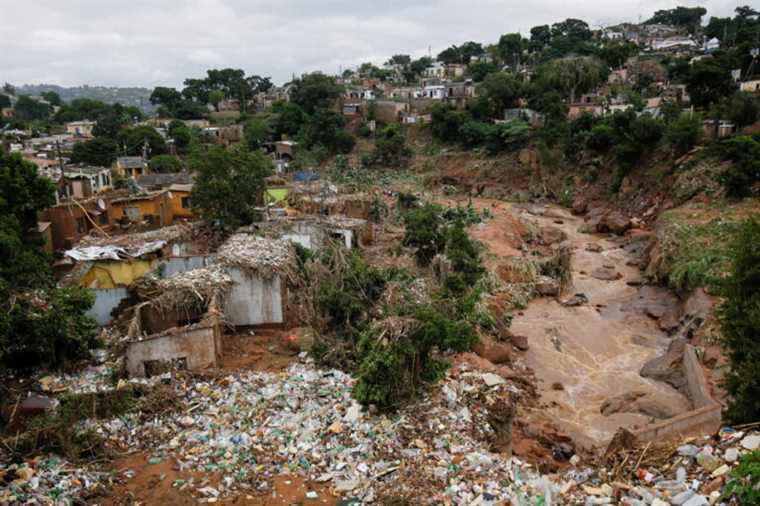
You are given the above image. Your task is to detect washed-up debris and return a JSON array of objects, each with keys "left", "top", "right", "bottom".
[
  {"left": 0, "top": 455, "right": 111, "bottom": 504},
  {"left": 216, "top": 234, "right": 297, "bottom": 281},
  {"left": 4, "top": 353, "right": 759, "bottom": 504}
]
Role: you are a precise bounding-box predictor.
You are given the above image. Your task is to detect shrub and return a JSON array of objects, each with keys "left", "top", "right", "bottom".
[
  {"left": 717, "top": 218, "right": 760, "bottom": 424},
  {"left": 588, "top": 124, "right": 615, "bottom": 151},
  {"left": 665, "top": 112, "right": 702, "bottom": 156},
  {"left": 367, "top": 124, "right": 411, "bottom": 168},
  {"left": 722, "top": 450, "right": 760, "bottom": 505},
  {"left": 715, "top": 135, "right": 760, "bottom": 198},
  {"left": 402, "top": 204, "right": 446, "bottom": 266},
  {"left": 431, "top": 104, "right": 468, "bottom": 143},
  {"left": 148, "top": 154, "right": 183, "bottom": 173}
]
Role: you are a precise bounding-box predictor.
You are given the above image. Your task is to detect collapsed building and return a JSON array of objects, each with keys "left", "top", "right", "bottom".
[
  {"left": 255, "top": 215, "right": 374, "bottom": 250},
  {"left": 60, "top": 224, "right": 214, "bottom": 325},
  {"left": 121, "top": 234, "right": 298, "bottom": 377}
]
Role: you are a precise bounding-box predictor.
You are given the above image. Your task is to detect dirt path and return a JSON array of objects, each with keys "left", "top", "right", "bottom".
[{"left": 465, "top": 199, "right": 690, "bottom": 452}]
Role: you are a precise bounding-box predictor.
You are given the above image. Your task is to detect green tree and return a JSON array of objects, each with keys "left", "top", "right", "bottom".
[
  {"left": 0, "top": 93, "right": 10, "bottom": 109},
  {"left": 366, "top": 124, "right": 411, "bottom": 168},
  {"left": 479, "top": 72, "right": 523, "bottom": 116},
  {"left": 269, "top": 101, "right": 306, "bottom": 139},
  {"left": 686, "top": 59, "right": 737, "bottom": 109},
  {"left": 530, "top": 25, "right": 552, "bottom": 52},
  {"left": 70, "top": 137, "right": 119, "bottom": 166},
  {"left": 289, "top": 73, "right": 342, "bottom": 115},
  {"left": 14, "top": 96, "right": 52, "bottom": 121},
  {"left": 665, "top": 112, "right": 702, "bottom": 156},
  {"left": 0, "top": 152, "right": 96, "bottom": 372},
  {"left": 431, "top": 104, "right": 468, "bottom": 143},
  {"left": 40, "top": 91, "right": 62, "bottom": 106},
  {"left": 718, "top": 218, "right": 760, "bottom": 424},
  {"left": 208, "top": 89, "right": 225, "bottom": 111},
  {"left": 646, "top": 6, "right": 706, "bottom": 32},
  {"left": 437, "top": 45, "right": 463, "bottom": 64},
  {"left": 497, "top": 33, "right": 524, "bottom": 67},
  {"left": 244, "top": 117, "right": 270, "bottom": 150},
  {"left": 459, "top": 41, "right": 485, "bottom": 62},
  {"left": 716, "top": 135, "right": 760, "bottom": 197},
  {"left": 535, "top": 56, "right": 604, "bottom": 103},
  {"left": 468, "top": 61, "right": 498, "bottom": 82},
  {"left": 117, "top": 125, "right": 167, "bottom": 157},
  {"left": 300, "top": 109, "right": 354, "bottom": 153},
  {"left": 148, "top": 154, "right": 183, "bottom": 173},
  {"left": 598, "top": 41, "right": 638, "bottom": 69},
  {"left": 168, "top": 120, "right": 194, "bottom": 153},
  {"left": 190, "top": 145, "right": 273, "bottom": 228}
]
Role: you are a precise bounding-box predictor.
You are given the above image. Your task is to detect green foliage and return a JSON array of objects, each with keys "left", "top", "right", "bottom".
[
  {"left": 365, "top": 124, "right": 411, "bottom": 168},
  {"left": 148, "top": 154, "right": 183, "bottom": 173},
  {"left": 150, "top": 86, "right": 207, "bottom": 119},
  {"left": 117, "top": 125, "right": 167, "bottom": 157},
  {"left": 0, "top": 93, "right": 10, "bottom": 109},
  {"left": 14, "top": 96, "right": 52, "bottom": 121},
  {"left": 714, "top": 91, "right": 760, "bottom": 128},
  {"left": 431, "top": 104, "right": 468, "bottom": 143},
  {"left": 0, "top": 287, "right": 98, "bottom": 372},
  {"left": 715, "top": 135, "right": 760, "bottom": 197},
  {"left": 403, "top": 204, "right": 446, "bottom": 266},
  {"left": 686, "top": 59, "right": 737, "bottom": 109},
  {"left": 167, "top": 120, "right": 194, "bottom": 153},
  {"left": 717, "top": 219, "right": 760, "bottom": 424},
  {"left": 289, "top": 73, "right": 342, "bottom": 115},
  {"left": 300, "top": 108, "right": 355, "bottom": 154},
  {"left": 0, "top": 153, "right": 96, "bottom": 372},
  {"left": 190, "top": 144, "right": 273, "bottom": 228},
  {"left": 646, "top": 6, "right": 706, "bottom": 31},
  {"left": 354, "top": 303, "right": 477, "bottom": 409},
  {"left": 317, "top": 250, "right": 389, "bottom": 337},
  {"left": 665, "top": 112, "right": 702, "bottom": 156},
  {"left": 243, "top": 116, "right": 270, "bottom": 150},
  {"left": 722, "top": 450, "right": 760, "bottom": 504},
  {"left": 533, "top": 56, "right": 605, "bottom": 103},
  {"left": 656, "top": 213, "right": 740, "bottom": 291},
  {"left": 269, "top": 101, "right": 306, "bottom": 140},
  {"left": 468, "top": 61, "right": 498, "bottom": 82},
  {"left": 479, "top": 72, "right": 523, "bottom": 116},
  {"left": 70, "top": 137, "right": 119, "bottom": 167}
]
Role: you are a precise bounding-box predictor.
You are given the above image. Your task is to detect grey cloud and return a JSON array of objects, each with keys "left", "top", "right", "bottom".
[{"left": 0, "top": 0, "right": 743, "bottom": 88}]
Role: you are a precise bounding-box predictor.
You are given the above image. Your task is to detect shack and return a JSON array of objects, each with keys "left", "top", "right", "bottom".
[
  {"left": 124, "top": 266, "right": 230, "bottom": 377},
  {"left": 62, "top": 224, "right": 212, "bottom": 325},
  {"left": 216, "top": 234, "right": 296, "bottom": 326},
  {"left": 261, "top": 215, "right": 373, "bottom": 250}
]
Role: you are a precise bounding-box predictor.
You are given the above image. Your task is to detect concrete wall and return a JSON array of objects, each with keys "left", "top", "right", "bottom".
[
  {"left": 225, "top": 268, "right": 284, "bottom": 326},
  {"left": 87, "top": 287, "right": 129, "bottom": 326},
  {"left": 126, "top": 324, "right": 218, "bottom": 377},
  {"left": 634, "top": 344, "right": 721, "bottom": 444},
  {"left": 160, "top": 255, "right": 214, "bottom": 278}
]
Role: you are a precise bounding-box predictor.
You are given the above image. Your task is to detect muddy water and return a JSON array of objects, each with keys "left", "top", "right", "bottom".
[{"left": 505, "top": 204, "right": 690, "bottom": 451}]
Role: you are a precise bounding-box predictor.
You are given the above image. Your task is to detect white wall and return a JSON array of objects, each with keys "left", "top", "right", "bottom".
[
  {"left": 87, "top": 287, "right": 129, "bottom": 326},
  {"left": 225, "top": 268, "right": 284, "bottom": 325}
]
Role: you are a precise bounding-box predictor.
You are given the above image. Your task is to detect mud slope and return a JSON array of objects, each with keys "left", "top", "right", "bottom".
[{"left": 469, "top": 200, "right": 690, "bottom": 451}]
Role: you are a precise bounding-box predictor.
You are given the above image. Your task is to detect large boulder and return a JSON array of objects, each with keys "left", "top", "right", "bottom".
[
  {"left": 540, "top": 226, "right": 567, "bottom": 245},
  {"left": 535, "top": 276, "right": 560, "bottom": 296},
  {"left": 598, "top": 211, "right": 631, "bottom": 236},
  {"left": 511, "top": 334, "right": 530, "bottom": 351},
  {"left": 473, "top": 338, "right": 513, "bottom": 365},
  {"left": 640, "top": 338, "right": 687, "bottom": 390}
]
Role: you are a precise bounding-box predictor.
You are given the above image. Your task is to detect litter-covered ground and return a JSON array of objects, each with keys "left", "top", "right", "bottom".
[{"left": 2, "top": 353, "right": 758, "bottom": 504}]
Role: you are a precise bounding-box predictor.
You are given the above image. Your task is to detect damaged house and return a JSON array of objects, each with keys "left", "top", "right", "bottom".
[
  {"left": 215, "top": 234, "right": 297, "bottom": 327},
  {"left": 124, "top": 266, "right": 230, "bottom": 377}
]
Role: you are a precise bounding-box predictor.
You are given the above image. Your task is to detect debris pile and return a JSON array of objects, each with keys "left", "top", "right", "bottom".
[{"left": 216, "top": 234, "right": 296, "bottom": 280}]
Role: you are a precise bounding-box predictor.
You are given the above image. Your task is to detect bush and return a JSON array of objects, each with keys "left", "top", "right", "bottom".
[
  {"left": 366, "top": 124, "right": 409, "bottom": 168},
  {"left": 715, "top": 135, "right": 760, "bottom": 197},
  {"left": 0, "top": 287, "right": 99, "bottom": 372},
  {"left": 148, "top": 154, "right": 183, "bottom": 173},
  {"left": 665, "top": 112, "right": 702, "bottom": 156},
  {"left": 588, "top": 124, "right": 615, "bottom": 151},
  {"left": 717, "top": 218, "right": 760, "bottom": 424},
  {"left": 722, "top": 450, "right": 760, "bottom": 505},
  {"left": 431, "top": 104, "right": 468, "bottom": 143},
  {"left": 353, "top": 303, "right": 478, "bottom": 409},
  {"left": 402, "top": 204, "right": 446, "bottom": 266}
]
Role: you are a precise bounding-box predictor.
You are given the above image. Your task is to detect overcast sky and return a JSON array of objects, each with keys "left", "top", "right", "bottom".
[{"left": 0, "top": 0, "right": 745, "bottom": 89}]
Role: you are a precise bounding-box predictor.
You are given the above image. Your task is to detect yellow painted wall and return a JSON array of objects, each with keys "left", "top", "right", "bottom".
[
  {"left": 169, "top": 190, "right": 194, "bottom": 219},
  {"left": 80, "top": 260, "right": 154, "bottom": 289},
  {"left": 109, "top": 194, "right": 172, "bottom": 226}
]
